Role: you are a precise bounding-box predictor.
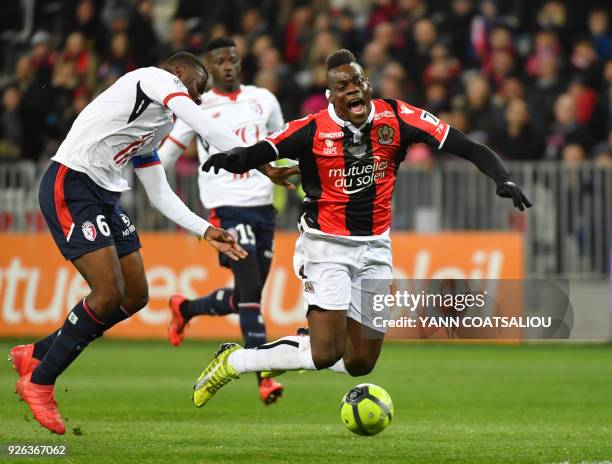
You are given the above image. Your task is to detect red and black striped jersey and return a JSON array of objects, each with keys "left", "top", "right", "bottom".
[{"left": 266, "top": 99, "right": 450, "bottom": 238}]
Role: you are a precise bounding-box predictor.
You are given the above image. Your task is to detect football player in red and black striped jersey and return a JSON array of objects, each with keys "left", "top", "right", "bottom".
[{"left": 191, "top": 49, "right": 531, "bottom": 408}]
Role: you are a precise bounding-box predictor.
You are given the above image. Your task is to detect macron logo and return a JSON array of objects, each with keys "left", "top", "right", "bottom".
[
  {"left": 400, "top": 105, "right": 414, "bottom": 115},
  {"left": 68, "top": 312, "right": 79, "bottom": 325}
]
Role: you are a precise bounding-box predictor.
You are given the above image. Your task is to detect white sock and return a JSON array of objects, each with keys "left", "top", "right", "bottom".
[
  {"left": 228, "top": 336, "right": 316, "bottom": 374},
  {"left": 328, "top": 358, "right": 348, "bottom": 374}
]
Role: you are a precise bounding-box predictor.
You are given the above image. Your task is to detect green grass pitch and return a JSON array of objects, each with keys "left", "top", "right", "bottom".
[{"left": 1, "top": 339, "right": 611, "bottom": 463}]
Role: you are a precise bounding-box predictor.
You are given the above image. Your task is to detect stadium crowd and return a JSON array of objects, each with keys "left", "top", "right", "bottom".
[{"left": 0, "top": 0, "right": 611, "bottom": 166}]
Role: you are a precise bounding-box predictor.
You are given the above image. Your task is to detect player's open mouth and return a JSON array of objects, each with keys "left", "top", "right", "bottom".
[{"left": 348, "top": 98, "right": 366, "bottom": 115}]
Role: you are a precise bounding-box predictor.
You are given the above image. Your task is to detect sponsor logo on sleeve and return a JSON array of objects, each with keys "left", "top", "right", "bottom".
[{"left": 400, "top": 104, "right": 415, "bottom": 115}]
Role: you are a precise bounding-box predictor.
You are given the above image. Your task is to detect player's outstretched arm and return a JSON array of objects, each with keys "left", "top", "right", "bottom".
[
  {"left": 443, "top": 128, "right": 533, "bottom": 211},
  {"left": 158, "top": 119, "right": 195, "bottom": 170},
  {"left": 134, "top": 157, "right": 247, "bottom": 260},
  {"left": 166, "top": 96, "right": 246, "bottom": 151},
  {"left": 202, "top": 140, "right": 278, "bottom": 174},
  {"left": 202, "top": 226, "right": 247, "bottom": 261},
  {"left": 257, "top": 163, "right": 300, "bottom": 190}
]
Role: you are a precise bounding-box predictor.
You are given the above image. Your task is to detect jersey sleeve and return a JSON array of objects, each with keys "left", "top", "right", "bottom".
[
  {"left": 265, "top": 115, "right": 314, "bottom": 160},
  {"left": 265, "top": 91, "right": 285, "bottom": 134},
  {"left": 167, "top": 118, "right": 195, "bottom": 150},
  {"left": 132, "top": 148, "right": 162, "bottom": 168},
  {"left": 392, "top": 100, "right": 450, "bottom": 150},
  {"left": 139, "top": 69, "right": 190, "bottom": 107},
  {"left": 158, "top": 118, "right": 195, "bottom": 169}
]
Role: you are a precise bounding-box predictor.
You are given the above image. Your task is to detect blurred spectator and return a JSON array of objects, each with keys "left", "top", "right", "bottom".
[
  {"left": 0, "top": 85, "right": 23, "bottom": 159},
  {"left": 378, "top": 61, "right": 415, "bottom": 101},
  {"left": 367, "top": 0, "right": 398, "bottom": 31},
  {"left": 403, "top": 18, "right": 437, "bottom": 85},
  {"left": 591, "top": 133, "right": 612, "bottom": 166},
  {"left": 64, "top": 0, "right": 108, "bottom": 57},
  {"left": 13, "top": 55, "right": 33, "bottom": 92},
  {"left": 470, "top": 0, "right": 512, "bottom": 64},
  {"left": 545, "top": 93, "right": 594, "bottom": 159},
  {"left": 239, "top": 9, "right": 267, "bottom": 43},
  {"left": 97, "top": 33, "right": 136, "bottom": 89},
  {"left": 570, "top": 38, "right": 602, "bottom": 87},
  {"left": 525, "top": 30, "right": 562, "bottom": 78},
  {"left": 362, "top": 41, "right": 389, "bottom": 90},
  {"left": 561, "top": 143, "right": 586, "bottom": 165},
  {"left": 57, "top": 31, "right": 97, "bottom": 91},
  {"left": 567, "top": 78, "right": 598, "bottom": 126},
  {"left": 498, "top": 76, "right": 525, "bottom": 102},
  {"left": 536, "top": 1, "right": 569, "bottom": 41},
  {"left": 526, "top": 53, "right": 566, "bottom": 131},
  {"left": 492, "top": 98, "right": 545, "bottom": 160},
  {"left": 487, "top": 49, "right": 516, "bottom": 91},
  {"left": 438, "top": 0, "right": 475, "bottom": 63},
  {"left": 423, "top": 81, "right": 450, "bottom": 114},
  {"left": 455, "top": 74, "right": 496, "bottom": 142},
  {"left": 304, "top": 30, "right": 340, "bottom": 69},
  {"left": 333, "top": 8, "right": 362, "bottom": 52},
  {"left": 129, "top": 0, "right": 160, "bottom": 67},
  {"left": 422, "top": 43, "right": 462, "bottom": 87},
  {"left": 159, "top": 19, "right": 191, "bottom": 59},
  {"left": 588, "top": 8, "right": 612, "bottom": 61},
  {"left": 300, "top": 63, "right": 328, "bottom": 116},
  {"left": 29, "top": 31, "right": 56, "bottom": 86},
  {"left": 284, "top": 5, "right": 313, "bottom": 64}
]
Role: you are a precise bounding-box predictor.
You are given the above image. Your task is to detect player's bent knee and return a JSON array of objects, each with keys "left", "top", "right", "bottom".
[
  {"left": 122, "top": 292, "right": 149, "bottom": 314},
  {"left": 311, "top": 348, "right": 344, "bottom": 370},
  {"left": 89, "top": 288, "right": 124, "bottom": 317},
  {"left": 344, "top": 359, "right": 375, "bottom": 377}
]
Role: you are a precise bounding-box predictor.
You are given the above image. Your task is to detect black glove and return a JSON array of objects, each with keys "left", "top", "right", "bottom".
[
  {"left": 496, "top": 181, "right": 532, "bottom": 211},
  {"left": 202, "top": 153, "right": 229, "bottom": 174}
]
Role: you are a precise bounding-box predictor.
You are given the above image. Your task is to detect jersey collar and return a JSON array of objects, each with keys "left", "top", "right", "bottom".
[
  {"left": 211, "top": 85, "right": 242, "bottom": 101},
  {"left": 327, "top": 102, "right": 375, "bottom": 142}
]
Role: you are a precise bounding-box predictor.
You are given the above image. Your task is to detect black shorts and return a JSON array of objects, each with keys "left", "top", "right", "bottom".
[
  {"left": 209, "top": 205, "right": 275, "bottom": 268},
  {"left": 39, "top": 161, "right": 142, "bottom": 260}
]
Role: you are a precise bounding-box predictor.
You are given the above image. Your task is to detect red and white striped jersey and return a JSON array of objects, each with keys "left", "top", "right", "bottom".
[
  {"left": 266, "top": 99, "right": 450, "bottom": 239},
  {"left": 52, "top": 67, "right": 189, "bottom": 191},
  {"left": 166, "top": 85, "right": 284, "bottom": 208}
]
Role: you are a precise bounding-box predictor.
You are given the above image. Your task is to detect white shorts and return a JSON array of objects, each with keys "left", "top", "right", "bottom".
[{"left": 293, "top": 232, "right": 393, "bottom": 331}]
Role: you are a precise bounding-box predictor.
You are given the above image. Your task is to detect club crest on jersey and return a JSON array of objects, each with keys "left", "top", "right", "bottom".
[
  {"left": 377, "top": 124, "right": 394, "bottom": 145},
  {"left": 81, "top": 221, "right": 97, "bottom": 242},
  {"left": 304, "top": 281, "right": 315, "bottom": 294}
]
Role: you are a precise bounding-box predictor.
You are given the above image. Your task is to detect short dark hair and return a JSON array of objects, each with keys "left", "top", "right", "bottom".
[
  {"left": 164, "top": 52, "right": 205, "bottom": 71},
  {"left": 325, "top": 49, "right": 356, "bottom": 71},
  {"left": 206, "top": 37, "right": 236, "bottom": 53}
]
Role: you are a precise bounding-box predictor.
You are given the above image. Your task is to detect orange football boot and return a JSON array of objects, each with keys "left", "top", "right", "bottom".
[{"left": 18, "top": 374, "right": 66, "bottom": 434}]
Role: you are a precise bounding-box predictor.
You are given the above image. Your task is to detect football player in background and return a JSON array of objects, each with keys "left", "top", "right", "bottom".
[
  {"left": 159, "top": 37, "right": 295, "bottom": 405},
  {"left": 8, "top": 52, "right": 250, "bottom": 434},
  {"left": 192, "top": 49, "right": 532, "bottom": 408}
]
